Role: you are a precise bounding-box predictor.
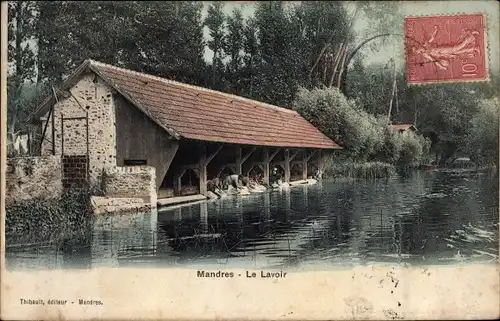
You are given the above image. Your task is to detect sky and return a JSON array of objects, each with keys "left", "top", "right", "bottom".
[{"left": 201, "top": 1, "right": 500, "bottom": 73}]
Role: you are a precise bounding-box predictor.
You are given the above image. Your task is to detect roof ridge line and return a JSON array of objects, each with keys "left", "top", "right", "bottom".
[{"left": 87, "top": 59, "right": 298, "bottom": 115}]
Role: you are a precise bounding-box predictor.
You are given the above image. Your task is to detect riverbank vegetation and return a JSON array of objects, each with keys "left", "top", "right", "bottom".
[
  {"left": 5, "top": 191, "right": 94, "bottom": 248},
  {"left": 465, "top": 98, "right": 500, "bottom": 171},
  {"left": 293, "top": 87, "right": 431, "bottom": 179}
]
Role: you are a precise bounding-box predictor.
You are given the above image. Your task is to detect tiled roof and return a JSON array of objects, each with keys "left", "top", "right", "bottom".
[
  {"left": 87, "top": 60, "right": 341, "bottom": 150},
  {"left": 391, "top": 124, "right": 417, "bottom": 132}
]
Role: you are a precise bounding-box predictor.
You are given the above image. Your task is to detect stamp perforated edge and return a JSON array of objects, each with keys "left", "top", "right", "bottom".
[{"left": 403, "top": 12, "right": 492, "bottom": 86}]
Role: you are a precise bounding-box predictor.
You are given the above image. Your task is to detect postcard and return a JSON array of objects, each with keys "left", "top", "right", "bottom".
[{"left": 1, "top": 1, "right": 499, "bottom": 320}]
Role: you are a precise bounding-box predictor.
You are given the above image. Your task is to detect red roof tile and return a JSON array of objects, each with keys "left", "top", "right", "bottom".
[{"left": 391, "top": 124, "right": 417, "bottom": 132}]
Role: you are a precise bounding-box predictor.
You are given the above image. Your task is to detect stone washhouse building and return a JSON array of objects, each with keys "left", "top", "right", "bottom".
[{"left": 21, "top": 59, "right": 341, "bottom": 211}]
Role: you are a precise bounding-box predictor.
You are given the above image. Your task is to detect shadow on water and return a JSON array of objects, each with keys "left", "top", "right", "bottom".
[{"left": 5, "top": 169, "right": 499, "bottom": 270}]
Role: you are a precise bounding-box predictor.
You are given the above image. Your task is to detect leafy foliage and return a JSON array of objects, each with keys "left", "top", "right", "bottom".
[
  {"left": 293, "top": 87, "right": 430, "bottom": 167},
  {"left": 5, "top": 191, "right": 94, "bottom": 245},
  {"left": 465, "top": 98, "right": 500, "bottom": 168}
]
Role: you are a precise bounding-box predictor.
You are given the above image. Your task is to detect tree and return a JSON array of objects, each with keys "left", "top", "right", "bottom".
[
  {"left": 7, "top": 1, "right": 37, "bottom": 133},
  {"left": 293, "top": 1, "right": 350, "bottom": 88},
  {"left": 224, "top": 8, "right": 244, "bottom": 95},
  {"left": 130, "top": 2, "right": 207, "bottom": 84},
  {"left": 466, "top": 98, "right": 499, "bottom": 169},
  {"left": 240, "top": 17, "right": 259, "bottom": 99},
  {"left": 252, "top": 1, "right": 297, "bottom": 106},
  {"left": 205, "top": 2, "right": 227, "bottom": 90}
]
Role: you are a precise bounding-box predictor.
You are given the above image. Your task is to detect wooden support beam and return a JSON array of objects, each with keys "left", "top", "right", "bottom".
[
  {"left": 241, "top": 147, "right": 256, "bottom": 164},
  {"left": 269, "top": 148, "right": 281, "bottom": 163},
  {"left": 284, "top": 149, "right": 291, "bottom": 183},
  {"left": 173, "top": 168, "right": 187, "bottom": 196},
  {"left": 289, "top": 149, "right": 300, "bottom": 162},
  {"left": 181, "top": 164, "right": 200, "bottom": 171},
  {"left": 302, "top": 150, "right": 308, "bottom": 180},
  {"left": 271, "top": 161, "right": 285, "bottom": 168},
  {"left": 318, "top": 150, "right": 329, "bottom": 171},
  {"left": 205, "top": 144, "right": 223, "bottom": 166},
  {"left": 306, "top": 150, "right": 317, "bottom": 162},
  {"left": 217, "top": 163, "right": 237, "bottom": 177},
  {"left": 263, "top": 148, "right": 270, "bottom": 186},
  {"left": 199, "top": 144, "right": 208, "bottom": 196},
  {"left": 316, "top": 150, "right": 329, "bottom": 179},
  {"left": 235, "top": 146, "right": 242, "bottom": 174},
  {"left": 245, "top": 163, "right": 264, "bottom": 176},
  {"left": 235, "top": 146, "right": 255, "bottom": 175},
  {"left": 199, "top": 165, "right": 207, "bottom": 196}
]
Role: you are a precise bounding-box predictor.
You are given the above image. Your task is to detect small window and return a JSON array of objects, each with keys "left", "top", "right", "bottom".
[{"left": 124, "top": 159, "right": 147, "bottom": 166}]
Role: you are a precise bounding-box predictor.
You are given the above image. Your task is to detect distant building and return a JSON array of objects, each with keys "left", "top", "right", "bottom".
[{"left": 391, "top": 124, "right": 418, "bottom": 134}]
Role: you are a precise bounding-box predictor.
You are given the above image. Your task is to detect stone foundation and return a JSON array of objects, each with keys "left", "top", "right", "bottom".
[
  {"left": 6, "top": 156, "right": 63, "bottom": 204},
  {"left": 102, "top": 166, "right": 157, "bottom": 207},
  {"left": 91, "top": 196, "right": 151, "bottom": 215}
]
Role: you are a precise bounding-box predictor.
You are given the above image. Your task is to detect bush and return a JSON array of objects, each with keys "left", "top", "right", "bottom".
[
  {"left": 5, "top": 191, "right": 94, "bottom": 246},
  {"left": 293, "top": 87, "right": 430, "bottom": 167},
  {"left": 395, "top": 132, "right": 432, "bottom": 167},
  {"left": 465, "top": 98, "right": 499, "bottom": 169},
  {"left": 324, "top": 160, "right": 396, "bottom": 180}
]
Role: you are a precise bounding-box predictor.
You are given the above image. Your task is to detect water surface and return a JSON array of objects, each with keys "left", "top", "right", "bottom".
[{"left": 6, "top": 170, "right": 499, "bottom": 270}]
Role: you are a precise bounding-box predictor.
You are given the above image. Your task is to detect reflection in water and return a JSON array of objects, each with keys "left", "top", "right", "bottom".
[{"left": 5, "top": 170, "right": 499, "bottom": 270}]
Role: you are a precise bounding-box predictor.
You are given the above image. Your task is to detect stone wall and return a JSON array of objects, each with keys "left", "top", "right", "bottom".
[
  {"left": 41, "top": 73, "right": 117, "bottom": 187},
  {"left": 90, "top": 196, "right": 152, "bottom": 215},
  {"left": 102, "top": 166, "right": 157, "bottom": 206},
  {"left": 6, "top": 156, "right": 63, "bottom": 204}
]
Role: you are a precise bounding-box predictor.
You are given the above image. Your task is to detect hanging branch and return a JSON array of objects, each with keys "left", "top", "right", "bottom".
[
  {"left": 395, "top": 78, "right": 399, "bottom": 115},
  {"left": 322, "top": 49, "right": 330, "bottom": 85},
  {"left": 328, "top": 43, "right": 344, "bottom": 87},
  {"left": 336, "top": 44, "right": 349, "bottom": 88},
  {"left": 308, "top": 36, "right": 333, "bottom": 81},
  {"left": 387, "top": 59, "right": 397, "bottom": 124}
]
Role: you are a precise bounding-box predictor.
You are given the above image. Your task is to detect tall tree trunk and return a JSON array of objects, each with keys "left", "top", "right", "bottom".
[
  {"left": 212, "top": 52, "right": 217, "bottom": 88},
  {"left": 309, "top": 38, "right": 332, "bottom": 81},
  {"left": 328, "top": 43, "right": 344, "bottom": 87},
  {"left": 387, "top": 60, "right": 397, "bottom": 124},
  {"left": 249, "top": 55, "right": 254, "bottom": 97},
  {"left": 336, "top": 44, "right": 348, "bottom": 88},
  {"left": 10, "top": 1, "right": 24, "bottom": 134}
]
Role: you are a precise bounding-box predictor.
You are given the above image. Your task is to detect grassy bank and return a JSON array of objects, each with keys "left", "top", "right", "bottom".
[
  {"left": 323, "top": 161, "right": 396, "bottom": 180},
  {"left": 5, "top": 191, "right": 94, "bottom": 248}
]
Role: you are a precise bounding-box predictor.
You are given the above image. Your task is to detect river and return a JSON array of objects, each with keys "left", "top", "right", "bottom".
[{"left": 5, "top": 170, "right": 499, "bottom": 271}]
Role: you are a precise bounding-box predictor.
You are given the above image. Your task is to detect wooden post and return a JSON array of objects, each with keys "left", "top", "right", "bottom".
[
  {"left": 173, "top": 168, "right": 186, "bottom": 196},
  {"left": 235, "top": 146, "right": 242, "bottom": 174},
  {"left": 302, "top": 149, "right": 308, "bottom": 180},
  {"left": 284, "top": 149, "right": 290, "bottom": 183},
  {"left": 241, "top": 147, "right": 256, "bottom": 175},
  {"left": 263, "top": 148, "right": 270, "bottom": 185},
  {"left": 199, "top": 144, "right": 208, "bottom": 196},
  {"left": 316, "top": 150, "right": 329, "bottom": 179},
  {"left": 200, "top": 144, "right": 223, "bottom": 196}
]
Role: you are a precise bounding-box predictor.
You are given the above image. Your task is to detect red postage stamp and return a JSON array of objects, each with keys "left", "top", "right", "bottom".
[{"left": 404, "top": 14, "right": 488, "bottom": 84}]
